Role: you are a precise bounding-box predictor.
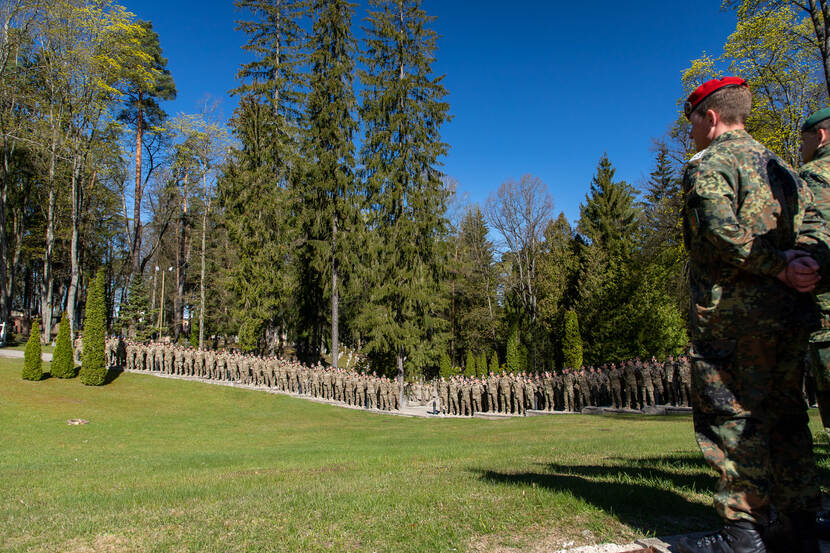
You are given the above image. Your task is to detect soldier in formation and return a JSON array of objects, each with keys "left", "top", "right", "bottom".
[{"left": 113, "top": 338, "right": 695, "bottom": 418}]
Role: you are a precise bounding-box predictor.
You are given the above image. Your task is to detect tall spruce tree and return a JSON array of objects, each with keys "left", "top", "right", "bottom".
[
  {"left": 220, "top": 0, "right": 307, "bottom": 353},
  {"left": 578, "top": 154, "right": 638, "bottom": 254},
  {"left": 355, "top": 0, "right": 451, "bottom": 384},
  {"left": 80, "top": 269, "right": 107, "bottom": 386},
  {"left": 116, "top": 275, "right": 156, "bottom": 341},
  {"left": 295, "top": 0, "right": 359, "bottom": 365},
  {"left": 455, "top": 206, "right": 498, "bottom": 357}
]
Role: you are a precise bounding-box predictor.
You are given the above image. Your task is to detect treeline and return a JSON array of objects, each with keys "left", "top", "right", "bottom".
[{"left": 1, "top": 0, "right": 825, "bottom": 380}]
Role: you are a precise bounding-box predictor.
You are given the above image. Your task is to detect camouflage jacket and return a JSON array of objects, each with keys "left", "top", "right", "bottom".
[
  {"left": 682, "top": 129, "right": 830, "bottom": 341},
  {"left": 800, "top": 143, "right": 830, "bottom": 342}
]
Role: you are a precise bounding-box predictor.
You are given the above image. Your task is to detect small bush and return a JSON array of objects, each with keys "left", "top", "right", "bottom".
[{"left": 22, "top": 321, "right": 43, "bottom": 381}]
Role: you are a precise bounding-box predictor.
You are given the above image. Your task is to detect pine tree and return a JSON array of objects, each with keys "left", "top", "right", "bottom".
[
  {"left": 220, "top": 0, "right": 307, "bottom": 353},
  {"left": 80, "top": 269, "right": 107, "bottom": 386},
  {"left": 455, "top": 206, "right": 498, "bottom": 356},
  {"left": 355, "top": 0, "right": 451, "bottom": 382},
  {"left": 562, "top": 309, "right": 583, "bottom": 369},
  {"left": 51, "top": 313, "right": 75, "bottom": 378},
  {"left": 578, "top": 154, "right": 639, "bottom": 254},
  {"left": 22, "top": 321, "right": 42, "bottom": 381},
  {"left": 119, "top": 20, "right": 177, "bottom": 278},
  {"left": 295, "top": 0, "right": 359, "bottom": 365},
  {"left": 116, "top": 275, "right": 156, "bottom": 341}
]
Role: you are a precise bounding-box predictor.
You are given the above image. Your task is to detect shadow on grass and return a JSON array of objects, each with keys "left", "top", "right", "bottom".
[
  {"left": 474, "top": 453, "right": 721, "bottom": 537},
  {"left": 476, "top": 444, "right": 830, "bottom": 537},
  {"left": 103, "top": 367, "right": 123, "bottom": 385}
]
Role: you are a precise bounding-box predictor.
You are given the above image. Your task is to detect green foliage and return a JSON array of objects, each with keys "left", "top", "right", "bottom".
[
  {"left": 189, "top": 315, "right": 199, "bottom": 349},
  {"left": 51, "top": 313, "right": 75, "bottom": 379},
  {"left": 116, "top": 275, "right": 156, "bottom": 341},
  {"left": 80, "top": 269, "right": 107, "bottom": 386},
  {"left": 22, "top": 321, "right": 42, "bottom": 381},
  {"left": 238, "top": 316, "right": 263, "bottom": 354},
  {"left": 439, "top": 352, "right": 452, "bottom": 378},
  {"left": 562, "top": 310, "right": 583, "bottom": 369},
  {"left": 505, "top": 323, "right": 526, "bottom": 373},
  {"left": 682, "top": 6, "right": 823, "bottom": 166},
  {"left": 464, "top": 350, "right": 475, "bottom": 377},
  {"left": 353, "top": 0, "right": 451, "bottom": 378},
  {"left": 454, "top": 207, "right": 498, "bottom": 356},
  {"left": 477, "top": 351, "right": 487, "bottom": 377},
  {"left": 489, "top": 351, "right": 499, "bottom": 375},
  {"left": 578, "top": 154, "right": 638, "bottom": 255}
]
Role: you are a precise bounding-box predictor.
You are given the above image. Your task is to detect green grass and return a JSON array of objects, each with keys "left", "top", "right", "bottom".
[{"left": 1, "top": 358, "right": 828, "bottom": 553}]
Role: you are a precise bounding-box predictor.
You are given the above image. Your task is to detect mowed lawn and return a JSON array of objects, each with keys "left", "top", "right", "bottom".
[{"left": 2, "top": 358, "right": 829, "bottom": 553}]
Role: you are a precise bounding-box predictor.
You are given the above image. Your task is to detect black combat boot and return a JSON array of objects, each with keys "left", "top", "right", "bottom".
[
  {"left": 677, "top": 520, "right": 767, "bottom": 553},
  {"left": 787, "top": 511, "right": 820, "bottom": 553},
  {"left": 817, "top": 510, "right": 830, "bottom": 541}
]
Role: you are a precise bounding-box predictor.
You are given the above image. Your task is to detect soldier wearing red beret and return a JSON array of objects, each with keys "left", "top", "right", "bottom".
[{"left": 679, "top": 77, "right": 830, "bottom": 553}]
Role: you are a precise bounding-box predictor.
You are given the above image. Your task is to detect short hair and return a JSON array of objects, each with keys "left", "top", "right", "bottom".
[
  {"left": 692, "top": 85, "right": 752, "bottom": 125},
  {"left": 803, "top": 117, "right": 830, "bottom": 134}
]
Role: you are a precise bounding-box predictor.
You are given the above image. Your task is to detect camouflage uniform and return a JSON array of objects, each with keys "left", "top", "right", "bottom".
[
  {"left": 800, "top": 143, "right": 830, "bottom": 429},
  {"left": 682, "top": 129, "right": 827, "bottom": 524}
]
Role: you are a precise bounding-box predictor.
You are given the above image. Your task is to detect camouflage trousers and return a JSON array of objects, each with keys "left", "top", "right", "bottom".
[
  {"left": 807, "top": 340, "right": 830, "bottom": 429},
  {"left": 691, "top": 334, "right": 820, "bottom": 525}
]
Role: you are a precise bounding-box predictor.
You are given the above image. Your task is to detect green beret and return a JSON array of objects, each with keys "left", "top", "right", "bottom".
[{"left": 802, "top": 107, "right": 830, "bottom": 131}]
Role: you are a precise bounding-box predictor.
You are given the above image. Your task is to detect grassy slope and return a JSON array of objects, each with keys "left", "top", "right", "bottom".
[{"left": 1, "top": 358, "right": 827, "bottom": 553}]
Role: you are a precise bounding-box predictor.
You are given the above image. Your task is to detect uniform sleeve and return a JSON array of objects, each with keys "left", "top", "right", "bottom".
[
  {"left": 685, "top": 164, "right": 787, "bottom": 277},
  {"left": 794, "top": 175, "right": 830, "bottom": 282}
]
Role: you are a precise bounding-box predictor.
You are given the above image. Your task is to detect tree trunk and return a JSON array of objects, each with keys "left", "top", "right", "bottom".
[
  {"left": 397, "top": 352, "right": 405, "bottom": 406},
  {"left": 40, "top": 116, "right": 58, "bottom": 344},
  {"left": 66, "top": 158, "right": 83, "bottom": 336},
  {"left": 331, "top": 215, "right": 339, "bottom": 369},
  {"left": 174, "top": 170, "right": 188, "bottom": 340},
  {"left": 199, "top": 199, "right": 207, "bottom": 348},
  {"left": 131, "top": 96, "right": 144, "bottom": 278}
]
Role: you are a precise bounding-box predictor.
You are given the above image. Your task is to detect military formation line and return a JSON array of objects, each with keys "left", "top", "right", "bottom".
[{"left": 101, "top": 338, "right": 692, "bottom": 416}]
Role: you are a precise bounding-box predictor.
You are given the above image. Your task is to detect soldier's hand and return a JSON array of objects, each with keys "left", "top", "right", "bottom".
[{"left": 777, "top": 252, "right": 820, "bottom": 292}]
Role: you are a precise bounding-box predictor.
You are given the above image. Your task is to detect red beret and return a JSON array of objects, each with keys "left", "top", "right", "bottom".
[{"left": 684, "top": 76, "right": 748, "bottom": 119}]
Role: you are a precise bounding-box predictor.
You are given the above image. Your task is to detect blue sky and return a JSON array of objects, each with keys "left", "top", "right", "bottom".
[{"left": 128, "top": 0, "right": 737, "bottom": 225}]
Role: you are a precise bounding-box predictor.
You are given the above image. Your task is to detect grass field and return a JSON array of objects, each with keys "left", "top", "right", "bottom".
[{"left": 2, "top": 358, "right": 828, "bottom": 553}]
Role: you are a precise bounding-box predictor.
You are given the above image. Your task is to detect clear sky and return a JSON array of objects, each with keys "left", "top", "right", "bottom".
[{"left": 127, "top": 0, "right": 737, "bottom": 225}]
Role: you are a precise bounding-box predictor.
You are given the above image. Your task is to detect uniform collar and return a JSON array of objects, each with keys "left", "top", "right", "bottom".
[
  {"left": 813, "top": 142, "right": 830, "bottom": 162},
  {"left": 709, "top": 128, "right": 750, "bottom": 148}
]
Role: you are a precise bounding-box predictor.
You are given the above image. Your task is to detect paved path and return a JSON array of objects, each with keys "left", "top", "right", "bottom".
[{"left": 0, "top": 347, "right": 52, "bottom": 361}]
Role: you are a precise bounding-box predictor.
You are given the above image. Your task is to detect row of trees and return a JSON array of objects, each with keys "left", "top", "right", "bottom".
[{"left": 4, "top": 0, "right": 826, "bottom": 381}]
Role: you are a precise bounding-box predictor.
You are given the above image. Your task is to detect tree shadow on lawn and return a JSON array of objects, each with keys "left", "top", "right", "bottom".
[
  {"left": 475, "top": 453, "right": 719, "bottom": 537},
  {"left": 475, "top": 446, "right": 830, "bottom": 537}
]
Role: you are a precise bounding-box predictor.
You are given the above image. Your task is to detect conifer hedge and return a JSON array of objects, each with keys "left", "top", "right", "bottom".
[
  {"left": 22, "top": 321, "right": 42, "bottom": 381},
  {"left": 51, "top": 312, "right": 74, "bottom": 378},
  {"left": 80, "top": 269, "right": 107, "bottom": 386}
]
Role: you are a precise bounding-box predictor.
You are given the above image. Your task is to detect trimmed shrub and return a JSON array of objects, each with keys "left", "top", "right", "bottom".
[
  {"left": 563, "top": 309, "right": 583, "bottom": 369},
  {"left": 439, "top": 352, "right": 452, "bottom": 379},
  {"left": 51, "top": 312, "right": 75, "bottom": 378},
  {"left": 80, "top": 269, "right": 107, "bottom": 386},
  {"left": 22, "top": 321, "right": 43, "bottom": 381},
  {"left": 489, "top": 351, "right": 499, "bottom": 374},
  {"left": 465, "top": 350, "right": 476, "bottom": 377}
]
